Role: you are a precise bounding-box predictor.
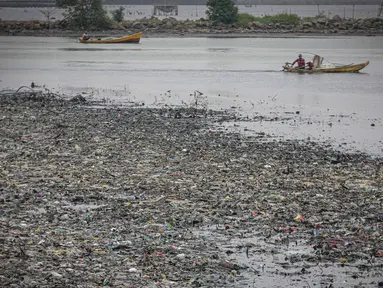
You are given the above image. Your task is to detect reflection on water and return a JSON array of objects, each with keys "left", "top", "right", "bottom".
[
  {"left": 0, "top": 36, "right": 382, "bottom": 155},
  {"left": 206, "top": 48, "right": 234, "bottom": 53}
]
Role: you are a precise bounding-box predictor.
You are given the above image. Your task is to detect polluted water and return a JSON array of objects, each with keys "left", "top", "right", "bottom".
[{"left": 0, "top": 87, "right": 382, "bottom": 287}]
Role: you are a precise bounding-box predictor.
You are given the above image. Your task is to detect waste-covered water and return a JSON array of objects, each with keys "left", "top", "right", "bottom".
[
  {"left": 194, "top": 225, "right": 383, "bottom": 287},
  {"left": 0, "top": 35, "right": 382, "bottom": 155}
]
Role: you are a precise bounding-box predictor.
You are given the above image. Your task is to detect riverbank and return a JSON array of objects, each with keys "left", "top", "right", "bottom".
[
  {"left": 1, "top": 89, "right": 382, "bottom": 287},
  {"left": 1, "top": 16, "right": 383, "bottom": 37},
  {"left": 2, "top": 30, "right": 383, "bottom": 38}
]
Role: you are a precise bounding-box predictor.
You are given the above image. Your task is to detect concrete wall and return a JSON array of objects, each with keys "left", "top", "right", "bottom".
[
  {"left": 103, "top": 0, "right": 382, "bottom": 4},
  {"left": 0, "top": 0, "right": 381, "bottom": 8},
  {"left": 237, "top": 0, "right": 382, "bottom": 4},
  {"left": 0, "top": 0, "right": 56, "bottom": 7}
]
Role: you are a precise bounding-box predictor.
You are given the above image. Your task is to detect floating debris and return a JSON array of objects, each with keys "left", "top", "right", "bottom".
[{"left": 0, "top": 89, "right": 382, "bottom": 287}]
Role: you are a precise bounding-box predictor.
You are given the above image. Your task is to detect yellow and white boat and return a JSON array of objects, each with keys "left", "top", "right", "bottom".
[
  {"left": 283, "top": 54, "right": 369, "bottom": 73},
  {"left": 79, "top": 32, "right": 142, "bottom": 44}
]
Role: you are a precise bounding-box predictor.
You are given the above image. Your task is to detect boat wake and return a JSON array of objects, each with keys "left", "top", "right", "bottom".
[{"left": 58, "top": 48, "right": 143, "bottom": 52}]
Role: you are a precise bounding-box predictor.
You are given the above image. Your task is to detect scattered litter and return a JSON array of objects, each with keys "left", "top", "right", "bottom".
[{"left": 0, "top": 88, "right": 382, "bottom": 287}]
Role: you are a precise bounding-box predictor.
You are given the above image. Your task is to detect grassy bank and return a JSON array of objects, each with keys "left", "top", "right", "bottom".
[{"left": 237, "top": 13, "right": 301, "bottom": 26}]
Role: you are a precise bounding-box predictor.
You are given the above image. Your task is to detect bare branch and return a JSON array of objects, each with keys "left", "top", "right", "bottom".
[{"left": 39, "top": 7, "right": 58, "bottom": 21}]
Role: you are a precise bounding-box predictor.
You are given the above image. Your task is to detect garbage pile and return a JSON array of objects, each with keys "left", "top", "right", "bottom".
[{"left": 1, "top": 90, "right": 382, "bottom": 287}]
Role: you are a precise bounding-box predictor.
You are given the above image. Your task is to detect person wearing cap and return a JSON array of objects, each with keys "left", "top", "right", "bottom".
[{"left": 292, "top": 54, "right": 306, "bottom": 69}]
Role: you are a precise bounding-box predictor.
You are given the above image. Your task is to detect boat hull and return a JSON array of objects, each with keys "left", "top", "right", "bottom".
[
  {"left": 79, "top": 32, "right": 142, "bottom": 44},
  {"left": 283, "top": 61, "right": 369, "bottom": 73}
]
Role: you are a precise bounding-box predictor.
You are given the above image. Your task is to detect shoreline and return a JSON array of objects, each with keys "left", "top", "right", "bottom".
[
  {"left": 2, "top": 30, "right": 383, "bottom": 38},
  {"left": 1, "top": 17, "right": 383, "bottom": 38}
]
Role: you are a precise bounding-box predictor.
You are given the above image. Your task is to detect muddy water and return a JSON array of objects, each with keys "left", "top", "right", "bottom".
[
  {"left": 0, "top": 35, "right": 382, "bottom": 155},
  {"left": 194, "top": 226, "right": 382, "bottom": 287}
]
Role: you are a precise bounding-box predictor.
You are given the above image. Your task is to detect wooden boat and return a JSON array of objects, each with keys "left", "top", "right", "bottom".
[
  {"left": 282, "top": 54, "right": 369, "bottom": 73},
  {"left": 79, "top": 32, "right": 142, "bottom": 44}
]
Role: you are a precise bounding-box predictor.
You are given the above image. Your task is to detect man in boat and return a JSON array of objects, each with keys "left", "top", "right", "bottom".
[
  {"left": 292, "top": 54, "right": 306, "bottom": 69},
  {"left": 307, "top": 61, "right": 314, "bottom": 70},
  {"left": 82, "top": 32, "right": 90, "bottom": 41}
]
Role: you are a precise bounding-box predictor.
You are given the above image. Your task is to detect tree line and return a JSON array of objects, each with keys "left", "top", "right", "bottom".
[{"left": 56, "top": 0, "right": 244, "bottom": 29}]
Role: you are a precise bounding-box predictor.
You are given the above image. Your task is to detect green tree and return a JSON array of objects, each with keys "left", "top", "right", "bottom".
[
  {"left": 206, "top": 0, "right": 238, "bottom": 25},
  {"left": 111, "top": 6, "right": 125, "bottom": 23},
  {"left": 57, "top": 0, "right": 111, "bottom": 30}
]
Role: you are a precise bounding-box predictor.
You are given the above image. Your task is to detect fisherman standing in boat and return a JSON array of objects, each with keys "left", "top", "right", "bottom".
[{"left": 292, "top": 54, "right": 306, "bottom": 69}]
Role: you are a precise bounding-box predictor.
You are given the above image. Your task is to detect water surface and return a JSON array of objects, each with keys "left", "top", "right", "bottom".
[{"left": 0, "top": 35, "right": 382, "bottom": 155}]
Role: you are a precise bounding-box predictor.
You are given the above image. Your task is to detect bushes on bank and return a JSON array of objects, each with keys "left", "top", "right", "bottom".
[
  {"left": 111, "top": 6, "right": 125, "bottom": 23},
  {"left": 237, "top": 13, "right": 301, "bottom": 26},
  {"left": 57, "top": 0, "right": 111, "bottom": 30},
  {"left": 206, "top": 0, "right": 238, "bottom": 25}
]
